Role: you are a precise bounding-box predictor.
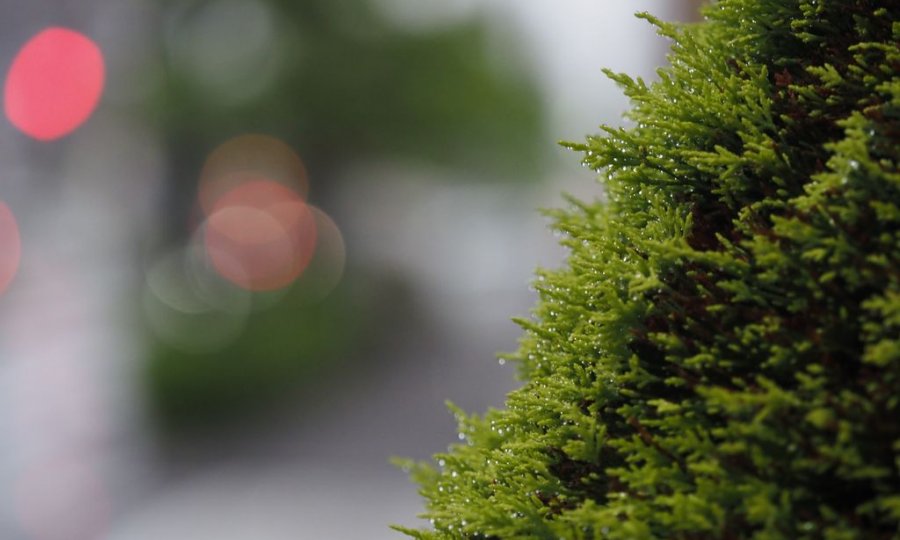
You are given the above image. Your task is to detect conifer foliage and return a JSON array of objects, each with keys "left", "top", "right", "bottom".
[{"left": 400, "top": 1, "right": 900, "bottom": 538}]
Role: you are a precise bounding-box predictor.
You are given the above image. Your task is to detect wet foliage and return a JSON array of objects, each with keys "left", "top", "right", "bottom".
[{"left": 400, "top": 1, "right": 900, "bottom": 537}]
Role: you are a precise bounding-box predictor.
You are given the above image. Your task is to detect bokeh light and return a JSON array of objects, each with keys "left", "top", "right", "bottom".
[
  {"left": 198, "top": 133, "right": 310, "bottom": 210},
  {"left": 4, "top": 27, "right": 104, "bottom": 141},
  {"left": 144, "top": 244, "right": 251, "bottom": 353},
  {"left": 195, "top": 134, "right": 319, "bottom": 293},
  {"left": 163, "top": 0, "right": 280, "bottom": 105},
  {"left": 293, "top": 206, "right": 346, "bottom": 301},
  {"left": 0, "top": 201, "right": 21, "bottom": 295},
  {"left": 203, "top": 179, "right": 317, "bottom": 291}
]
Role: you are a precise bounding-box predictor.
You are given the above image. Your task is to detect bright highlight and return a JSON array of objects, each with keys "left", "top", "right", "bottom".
[
  {"left": 4, "top": 27, "right": 105, "bottom": 140},
  {"left": 204, "top": 179, "right": 317, "bottom": 291}
]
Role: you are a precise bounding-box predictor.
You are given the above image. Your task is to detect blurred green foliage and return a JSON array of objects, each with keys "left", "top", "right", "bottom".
[
  {"left": 147, "top": 270, "right": 412, "bottom": 428},
  {"left": 156, "top": 0, "right": 547, "bottom": 179}
]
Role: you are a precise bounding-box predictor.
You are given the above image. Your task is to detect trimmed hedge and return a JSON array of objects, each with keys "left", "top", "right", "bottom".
[{"left": 399, "top": 1, "right": 900, "bottom": 538}]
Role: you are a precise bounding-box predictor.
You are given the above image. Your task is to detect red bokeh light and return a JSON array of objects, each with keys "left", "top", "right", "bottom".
[
  {"left": 204, "top": 179, "right": 317, "bottom": 291},
  {"left": 4, "top": 27, "right": 105, "bottom": 141},
  {"left": 0, "top": 201, "right": 21, "bottom": 295},
  {"left": 198, "top": 134, "right": 310, "bottom": 213}
]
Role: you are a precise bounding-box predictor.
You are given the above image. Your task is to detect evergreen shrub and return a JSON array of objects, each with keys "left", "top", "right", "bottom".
[{"left": 400, "top": 1, "right": 900, "bottom": 537}]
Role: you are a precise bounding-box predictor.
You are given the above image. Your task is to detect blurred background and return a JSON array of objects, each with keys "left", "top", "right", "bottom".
[{"left": 0, "top": 1, "right": 701, "bottom": 538}]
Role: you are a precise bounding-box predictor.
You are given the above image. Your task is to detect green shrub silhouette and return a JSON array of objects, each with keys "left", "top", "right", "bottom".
[{"left": 399, "top": 1, "right": 900, "bottom": 537}]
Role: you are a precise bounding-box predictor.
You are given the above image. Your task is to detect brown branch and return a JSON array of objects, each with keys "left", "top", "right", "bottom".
[{"left": 627, "top": 416, "right": 687, "bottom": 473}]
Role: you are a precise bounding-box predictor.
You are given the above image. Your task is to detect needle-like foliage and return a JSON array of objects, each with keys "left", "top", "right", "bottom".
[{"left": 399, "top": 1, "right": 900, "bottom": 538}]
